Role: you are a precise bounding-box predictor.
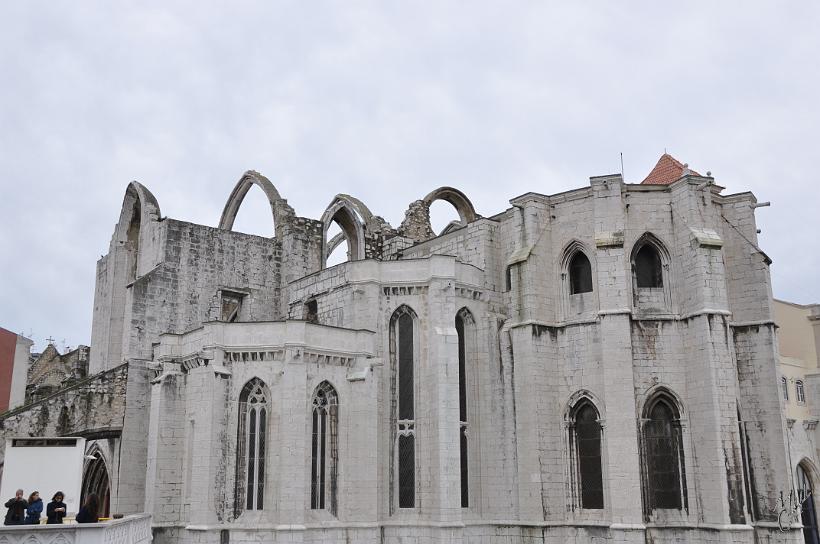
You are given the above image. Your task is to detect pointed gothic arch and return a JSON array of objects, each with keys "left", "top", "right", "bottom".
[
  {"left": 565, "top": 391, "right": 605, "bottom": 510},
  {"left": 219, "top": 171, "right": 292, "bottom": 235},
  {"left": 321, "top": 195, "right": 374, "bottom": 266},
  {"left": 235, "top": 377, "right": 270, "bottom": 516},
  {"left": 389, "top": 305, "right": 419, "bottom": 511},
  {"left": 640, "top": 386, "right": 688, "bottom": 514},
  {"left": 116, "top": 181, "right": 161, "bottom": 282},
  {"left": 81, "top": 445, "right": 111, "bottom": 518},
  {"left": 310, "top": 381, "right": 339, "bottom": 515},
  {"left": 630, "top": 232, "right": 671, "bottom": 288}
]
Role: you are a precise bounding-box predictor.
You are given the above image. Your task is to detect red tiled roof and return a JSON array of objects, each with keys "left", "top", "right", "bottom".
[{"left": 641, "top": 153, "right": 700, "bottom": 185}]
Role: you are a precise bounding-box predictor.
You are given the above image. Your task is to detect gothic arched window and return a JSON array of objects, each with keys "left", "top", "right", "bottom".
[
  {"left": 235, "top": 378, "right": 269, "bottom": 515},
  {"left": 569, "top": 252, "right": 593, "bottom": 294},
  {"left": 635, "top": 244, "right": 663, "bottom": 288},
  {"left": 568, "top": 398, "right": 604, "bottom": 509},
  {"left": 642, "top": 392, "right": 686, "bottom": 511},
  {"left": 797, "top": 380, "right": 806, "bottom": 404},
  {"left": 311, "top": 381, "right": 339, "bottom": 514},
  {"left": 455, "top": 309, "right": 474, "bottom": 508},
  {"left": 782, "top": 376, "right": 790, "bottom": 401},
  {"left": 390, "top": 305, "right": 417, "bottom": 510}
]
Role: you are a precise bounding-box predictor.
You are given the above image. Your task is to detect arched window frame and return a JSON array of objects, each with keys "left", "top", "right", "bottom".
[
  {"left": 310, "top": 381, "right": 339, "bottom": 515},
  {"left": 640, "top": 388, "right": 688, "bottom": 515},
  {"left": 630, "top": 233, "right": 672, "bottom": 314},
  {"left": 782, "top": 376, "right": 790, "bottom": 401},
  {"left": 559, "top": 241, "right": 598, "bottom": 320},
  {"left": 565, "top": 392, "right": 605, "bottom": 511},
  {"left": 797, "top": 380, "right": 806, "bottom": 404},
  {"left": 389, "top": 305, "right": 419, "bottom": 512},
  {"left": 455, "top": 307, "right": 478, "bottom": 509},
  {"left": 320, "top": 195, "right": 373, "bottom": 267},
  {"left": 235, "top": 378, "right": 270, "bottom": 516}
]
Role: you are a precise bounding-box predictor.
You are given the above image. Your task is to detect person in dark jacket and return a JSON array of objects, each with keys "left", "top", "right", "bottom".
[
  {"left": 24, "top": 491, "right": 42, "bottom": 524},
  {"left": 75, "top": 493, "right": 99, "bottom": 523},
  {"left": 46, "top": 492, "right": 67, "bottom": 524},
  {"left": 4, "top": 489, "right": 27, "bottom": 525}
]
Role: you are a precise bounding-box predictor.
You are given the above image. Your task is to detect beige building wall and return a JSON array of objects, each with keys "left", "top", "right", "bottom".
[{"left": 775, "top": 299, "right": 820, "bottom": 421}]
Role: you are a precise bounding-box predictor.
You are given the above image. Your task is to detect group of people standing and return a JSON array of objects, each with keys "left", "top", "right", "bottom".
[{"left": 4, "top": 489, "right": 99, "bottom": 525}]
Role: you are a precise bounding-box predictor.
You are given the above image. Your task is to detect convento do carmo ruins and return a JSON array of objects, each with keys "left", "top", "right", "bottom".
[{"left": 0, "top": 154, "right": 803, "bottom": 543}]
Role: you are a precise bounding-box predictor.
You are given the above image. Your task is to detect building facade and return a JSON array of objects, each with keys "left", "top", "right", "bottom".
[
  {"left": 775, "top": 298, "right": 820, "bottom": 543},
  {"left": 0, "top": 327, "right": 32, "bottom": 413},
  {"left": 0, "top": 155, "right": 803, "bottom": 543}
]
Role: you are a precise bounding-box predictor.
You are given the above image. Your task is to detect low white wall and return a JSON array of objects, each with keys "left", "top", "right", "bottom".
[{"left": 0, "top": 513, "right": 152, "bottom": 544}]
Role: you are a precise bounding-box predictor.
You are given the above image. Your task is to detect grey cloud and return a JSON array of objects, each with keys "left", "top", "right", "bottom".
[{"left": 1, "top": 2, "right": 818, "bottom": 351}]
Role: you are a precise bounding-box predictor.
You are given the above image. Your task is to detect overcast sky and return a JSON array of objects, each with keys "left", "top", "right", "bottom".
[{"left": 1, "top": 2, "right": 818, "bottom": 352}]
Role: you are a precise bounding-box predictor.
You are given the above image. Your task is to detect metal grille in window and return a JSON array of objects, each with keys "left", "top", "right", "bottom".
[
  {"left": 391, "top": 306, "right": 417, "bottom": 510},
  {"left": 235, "top": 378, "right": 269, "bottom": 516},
  {"left": 569, "top": 252, "right": 593, "bottom": 294},
  {"left": 644, "top": 399, "right": 684, "bottom": 510},
  {"left": 311, "top": 382, "right": 338, "bottom": 514},
  {"left": 574, "top": 402, "right": 603, "bottom": 509},
  {"left": 797, "top": 380, "right": 806, "bottom": 403},
  {"left": 635, "top": 245, "right": 663, "bottom": 288},
  {"left": 456, "top": 311, "right": 469, "bottom": 508}
]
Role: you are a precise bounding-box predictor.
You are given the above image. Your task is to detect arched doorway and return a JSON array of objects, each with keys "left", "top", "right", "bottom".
[
  {"left": 81, "top": 452, "right": 111, "bottom": 518},
  {"left": 797, "top": 462, "right": 819, "bottom": 544}
]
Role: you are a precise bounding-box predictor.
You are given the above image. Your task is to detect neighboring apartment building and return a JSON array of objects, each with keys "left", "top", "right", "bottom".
[
  {"left": 775, "top": 298, "right": 820, "bottom": 543},
  {"left": 0, "top": 327, "right": 32, "bottom": 413}
]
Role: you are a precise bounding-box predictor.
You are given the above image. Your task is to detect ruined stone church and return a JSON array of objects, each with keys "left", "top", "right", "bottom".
[{"left": 0, "top": 154, "right": 800, "bottom": 542}]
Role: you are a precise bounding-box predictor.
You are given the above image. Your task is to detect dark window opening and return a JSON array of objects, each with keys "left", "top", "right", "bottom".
[
  {"left": 569, "top": 252, "right": 593, "bottom": 294},
  {"left": 635, "top": 244, "right": 663, "bottom": 288},
  {"left": 398, "top": 434, "right": 415, "bottom": 508},
  {"left": 797, "top": 380, "right": 806, "bottom": 403},
  {"left": 304, "top": 299, "right": 319, "bottom": 324},
  {"left": 456, "top": 312, "right": 469, "bottom": 507},
  {"left": 392, "top": 307, "right": 417, "bottom": 509},
  {"left": 398, "top": 313, "right": 414, "bottom": 421},
  {"left": 575, "top": 403, "right": 604, "bottom": 509},
  {"left": 782, "top": 377, "right": 790, "bottom": 401},
  {"left": 644, "top": 398, "right": 684, "bottom": 510}
]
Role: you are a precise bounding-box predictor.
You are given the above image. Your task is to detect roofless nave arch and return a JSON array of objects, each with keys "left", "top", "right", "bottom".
[{"left": 212, "top": 169, "right": 481, "bottom": 266}]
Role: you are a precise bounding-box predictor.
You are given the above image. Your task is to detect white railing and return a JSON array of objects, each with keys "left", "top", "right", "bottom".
[{"left": 0, "top": 513, "right": 152, "bottom": 543}]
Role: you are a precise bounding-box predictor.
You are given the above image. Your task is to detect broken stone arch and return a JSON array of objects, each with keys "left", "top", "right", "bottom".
[
  {"left": 115, "top": 181, "right": 161, "bottom": 282},
  {"left": 320, "top": 194, "right": 374, "bottom": 266},
  {"left": 423, "top": 186, "right": 478, "bottom": 230},
  {"left": 218, "top": 171, "right": 293, "bottom": 235}
]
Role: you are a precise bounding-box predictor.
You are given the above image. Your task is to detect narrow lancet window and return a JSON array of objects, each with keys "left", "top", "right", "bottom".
[
  {"left": 391, "top": 306, "right": 417, "bottom": 510},
  {"left": 311, "top": 382, "right": 338, "bottom": 514},
  {"left": 643, "top": 393, "right": 686, "bottom": 511},
  {"left": 574, "top": 402, "right": 603, "bottom": 508},
  {"left": 235, "top": 378, "right": 269, "bottom": 515},
  {"left": 456, "top": 310, "right": 470, "bottom": 507}
]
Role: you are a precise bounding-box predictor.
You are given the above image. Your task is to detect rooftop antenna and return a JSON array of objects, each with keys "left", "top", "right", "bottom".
[{"left": 620, "top": 152, "right": 625, "bottom": 180}]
